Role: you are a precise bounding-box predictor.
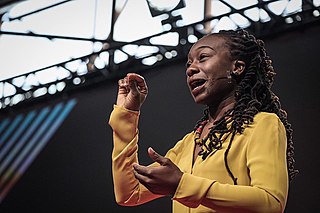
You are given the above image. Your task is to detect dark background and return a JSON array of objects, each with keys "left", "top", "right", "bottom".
[{"left": 0, "top": 24, "right": 319, "bottom": 212}]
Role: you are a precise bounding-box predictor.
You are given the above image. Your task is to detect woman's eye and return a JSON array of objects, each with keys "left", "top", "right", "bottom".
[{"left": 199, "top": 54, "right": 208, "bottom": 61}]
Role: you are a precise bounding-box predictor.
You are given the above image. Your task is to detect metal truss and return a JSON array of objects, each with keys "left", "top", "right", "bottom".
[{"left": 0, "top": 0, "right": 320, "bottom": 110}]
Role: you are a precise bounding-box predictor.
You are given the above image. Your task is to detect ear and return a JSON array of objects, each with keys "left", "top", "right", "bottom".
[{"left": 232, "top": 60, "right": 246, "bottom": 75}]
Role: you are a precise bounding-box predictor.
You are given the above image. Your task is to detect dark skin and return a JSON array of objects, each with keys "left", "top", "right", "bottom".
[{"left": 116, "top": 35, "right": 245, "bottom": 196}]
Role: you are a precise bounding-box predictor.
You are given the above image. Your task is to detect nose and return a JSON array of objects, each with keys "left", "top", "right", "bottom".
[{"left": 186, "top": 63, "right": 199, "bottom": 77}]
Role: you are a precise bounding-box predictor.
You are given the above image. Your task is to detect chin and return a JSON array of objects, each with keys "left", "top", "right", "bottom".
[{"left": 192, "top": 94, "right": 208, "bottom": 105}]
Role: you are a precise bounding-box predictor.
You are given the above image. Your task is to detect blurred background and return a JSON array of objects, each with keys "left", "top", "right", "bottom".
[{"left": 0, "top": 0, "right": 319, "bottom": 212}]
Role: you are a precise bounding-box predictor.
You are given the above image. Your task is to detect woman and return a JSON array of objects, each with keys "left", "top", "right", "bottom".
[{"left": 109, "top": 29, "right": 298, "bottom": 213}]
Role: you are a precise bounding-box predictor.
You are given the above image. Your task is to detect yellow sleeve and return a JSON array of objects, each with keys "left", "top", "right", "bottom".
[
  {"left": 173, "top": 114, "right": 289, "bottom": 213},
  {"left": 109, "top": 105, "right": 162, "bottom": 206}
]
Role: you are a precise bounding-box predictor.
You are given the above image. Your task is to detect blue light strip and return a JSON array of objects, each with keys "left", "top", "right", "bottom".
[
  {"left": 0, "top": 98, "right": 77, "bottom": 203},
  {"left": 0, "top": 111, "right": 36, "bottom": 163},
  {"left": 0, "top": 109, "right": 47, "bottom": 176},
  {"left": 0, "top": 118, "right": 10, "bottom": 135},
  {"left": 0, "top": 115, "right": 23, "bottom": 147}
]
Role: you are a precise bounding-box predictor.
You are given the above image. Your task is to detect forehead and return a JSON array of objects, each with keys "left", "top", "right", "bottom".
[{"left": 189, "top": 35, "right": 229, "bottom": 54}]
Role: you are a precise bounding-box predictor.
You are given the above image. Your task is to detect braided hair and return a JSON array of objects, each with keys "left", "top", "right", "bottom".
[{"left": 194, "top": 29, "right": 298, "bottom": 183}]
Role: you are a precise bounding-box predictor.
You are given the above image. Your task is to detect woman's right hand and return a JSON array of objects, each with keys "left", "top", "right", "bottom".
[{"left": 116, "top": 73, "right": 148, "bottom": 111}]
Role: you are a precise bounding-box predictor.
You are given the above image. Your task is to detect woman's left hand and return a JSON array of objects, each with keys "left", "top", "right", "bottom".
[{"left": 133, "top": 147, "right": 183, "bottom": 196}]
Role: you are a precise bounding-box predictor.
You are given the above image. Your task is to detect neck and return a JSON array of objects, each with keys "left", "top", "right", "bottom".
[{"left": 207, "top": 96, "right": 235, "bottom": 123}]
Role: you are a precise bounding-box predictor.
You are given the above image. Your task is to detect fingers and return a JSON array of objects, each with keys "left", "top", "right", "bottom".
[
  {"left": 128, "top": 75, "right": 139, "bottom": 94},
  {"left": 128, "top": 73, "right": 148, "bottom": 94},
  {"left": 118, "top": 78, "right": 129, "bottom": 94},
  {"left": 133, "top": 163, "right": 155, "bottom": 186},
  {"left": 118, "top": 73, "right": 148, "bottom": 94},
  {"left": 133, "top": 163, "right": 150, "bottom": 177},
  {"left": 148, "top": 147, "right": 168, "bottom": 166}
]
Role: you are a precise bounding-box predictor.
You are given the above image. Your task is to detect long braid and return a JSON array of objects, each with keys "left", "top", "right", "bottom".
[{"left": 194, "top": 29, "right": 298, "bottom": 182}]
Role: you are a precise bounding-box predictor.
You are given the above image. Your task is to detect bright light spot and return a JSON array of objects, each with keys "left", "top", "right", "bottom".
[
  {"left": 142, "top": 56, "right": 158, "bottom": 65},
  {"left": 22, "top": 84, "right": 32, "bottom": 91},
  {"left": 56, "top": 82, "right": 66, "bottom": 91},
  {"left": 210, "top": 19, "right": 219, "bottom": 30},
  {"left": 5, "top": 97, "right": 11, "bottom": 106},
  {"left": 33, "top": 87, "right": 47, "bottom": 97},
  {"left": 267, "top": 0, "right": 288, "bottom": 15},
  {"left": 162, "top": 24, "right": 172, "bottom": 31},
  {"left": 94, "top": 57, "right": 105, "bottom": 69},
  {"left": 314, "top": 0, "right": 320, "bottom": 7},
  {"left": 211, "top": 1, "right": 231, "bottom": 17},
  {"left": 77, "top": 63, "right": 88, "bottom": 75},
  {"left": 195, "top": 24, "right": 204, "bottom": 31},
  {"left": 188, "top": 35, "right": 198, "bottom": 43},
  {"left": 113, "top": 0, "right": 162, "bottom": 42},
  {"left": 165, "top": 52, "right": 173, "bottom": 59},
  {"left": 285, "top": 17, "right": 294, "bottom": 23},
  {"left": 114, "top": 50, "right": 129, "bottom": 64},
  {"left": 284, "top": 0, "right": 302, "bottom": 15},
  {"left": 179, "top": 0, "right": 204, "bottom": 25},
  {"left": 73, "top": 77, "right": 81, "bottom": 85},
  {"left": 11, "top": 94, "right": 24, "bottom": 105},
  {"left": 171, "top": 50, "right": 178, "bottom": 57},
  {"left": 48, "top": 84, "right": 57, "bottom": 94},
  {"left": 260, "top": 9, "right": 271, "bottom": 22},
  {"left": 25, "top": 74, "right": 39, "bottom": 87},
  {"left": 244, "top": 8, "right": 271, "bottom": 22},
  {"left": 156, "top": 54, "right": 163, "bottom": 61},
  {"left": 93, "top": 42, "right": 103, "bottom": 52},
  {"left": 36, "top": 68, "right": 58, "bottom": 84},
  {"left": 313, "top": 10, "right": 320, "bottom": 17},
  {"left": 99, "top": 51, "right": 110, "bottom": 64},
  {"left": 57, "top": 67, "right": 71, "bottom": 80},
  {"left": 150, "top": 32, "right": 179, "bottom": 46},
  {"left": 122, "top": 44, "right": 139, "bottom": 56},
  {"left": 176, "top": 20, "right": 184, "bottom": 27},
  {"left": 12, "top": 76, "right": 26, "bottom": 87},
  {"left": 147, "top": 0, "right": 181, "bottom": 11},
  {"left": 135, "top": 46, "right": 159, "bottom": 58},
  {"left": 244, "top": 7, "right": 259, "bottom": 22},
  {"left": 213, "top": 16, "right": 237, "bottom": 32},
  {"left": 230, "top": 13, "right": 251, "bottom": 28},
  {"left": 65, "top": 60, "right": 82, "bottom": 72}
]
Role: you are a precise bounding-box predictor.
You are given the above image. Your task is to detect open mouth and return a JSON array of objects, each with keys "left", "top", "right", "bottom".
[{"left": 190, "top": 79, "right": 206, "bottom": 91}]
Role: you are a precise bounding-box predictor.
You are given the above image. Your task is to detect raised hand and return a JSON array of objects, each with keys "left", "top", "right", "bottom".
[
  {"left": 116, "top": 73, "right": 148, "bottom": 111},
  {"left": 133, "top": 147, "right": 183, "bottom": 196}
]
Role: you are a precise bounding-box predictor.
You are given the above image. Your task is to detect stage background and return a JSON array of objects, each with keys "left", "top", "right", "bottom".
[{"left": 0, "top": 24, "right": 319, "bottom": 212}]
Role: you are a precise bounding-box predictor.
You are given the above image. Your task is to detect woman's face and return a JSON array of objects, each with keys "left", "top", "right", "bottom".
[{"left": 186, "top": 35, "right": 237, "bottom": 106}]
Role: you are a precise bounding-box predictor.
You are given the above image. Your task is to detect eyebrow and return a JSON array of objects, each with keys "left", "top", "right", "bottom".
[
  {"left": 187, "top": 45, "right": 216, "bottom": 58},
  {"left": 197, "top": 45, "right": 215, "bottom": 51}
]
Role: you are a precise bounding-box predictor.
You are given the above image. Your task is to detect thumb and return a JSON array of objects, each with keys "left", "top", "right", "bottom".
[{"left": 148, "top": 147, "right": 166, "bottom": 165}]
